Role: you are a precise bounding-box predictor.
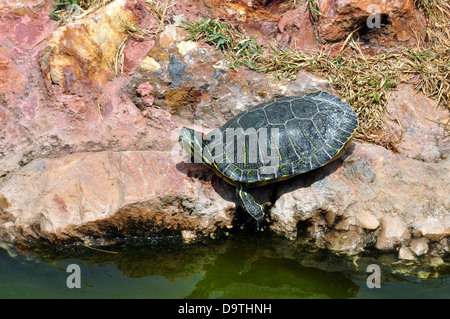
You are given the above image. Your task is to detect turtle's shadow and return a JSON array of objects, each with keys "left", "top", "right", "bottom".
[
  {"left": 273, "top": 142, "right": 356, "bottom": 202},
  {"left": 175, "top": 160, "right": 271, "bottom": 227},
  {"left": 175, "top": 161, "right": 236, "bottom": 203}
]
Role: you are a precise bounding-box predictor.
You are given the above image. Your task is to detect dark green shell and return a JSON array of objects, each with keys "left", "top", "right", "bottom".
[{"left": 207, "top": 92, "right": 358, "bottom": 186}]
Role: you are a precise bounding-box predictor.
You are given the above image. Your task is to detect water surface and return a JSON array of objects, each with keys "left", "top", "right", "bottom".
[{"left": 1, "top": 233, "right": 449, "bottom": 299}]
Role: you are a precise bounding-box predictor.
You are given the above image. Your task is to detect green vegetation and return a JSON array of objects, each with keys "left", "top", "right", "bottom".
[
  {"left": 50, "top": 0, "right": 80, "bottom": 20},
  {"left": 113, "top": 0, "right": 172, "bottom": 75},
  {"left": 306, "top": 0, "right": 321, "bottom": 17},
  {"left": 183, "top": 19, "right": 264, "bottom": 71},
  {"left": 50, "top": 0, "right": 114, "bottom": 22},
  {"left": 415, "top": 0, "right": 442, "bottom": 15}
]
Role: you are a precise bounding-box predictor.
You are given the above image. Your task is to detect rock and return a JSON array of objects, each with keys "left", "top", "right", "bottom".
[
  {"left": 386, "top": 84, "right": 450, "bottom": 162},
  {"left": 177, "top": 40, "right": 199, "bottom": 56},
  {"left": 344, "top": 160, "right": 376, "bottom": 183},
  {"left": 271, "top": 142, "right": 449, "bottom": 254},
  {"left": 136, "top": 82, "right": 155, "bottom": 106},
  {"left": 0, "top": 0, "right": 57, "bottom": 176},
  {"left": 398, "top": 246, "right": 416, "bottom": 261},
  {"left": 0, "top": 0, "right": 161, "bottom": 176},
  {"left": 415, "top": 216, "right": 450, "bottom": 241},
  {"left": 324, "top": 210, "right": 337, "bottom": 227},
  {"left": 428, "top": 256, "right": 444, "bottom": 268},
  {"left": 335, "top": 217, "right": 354, "bottom": 231},
  {"left": 277, "top": 3, "right": 319, "bottom": 50},
  {"left": 323, "top": 228, "right": 364, "bottom": 254},
  {"left": 375, "top": 215, "right": 411, "bottom": 251},
  {"left": 181, "top": 230, "right": 198, "bottom": 243},
  {"left": 356, "top": 211, "right": 379, "bottom": 230},
  {"left": 316, "top": 0, "right": 427, "bottom": 48},
  {"left": 0, "top": 151, "right": 236, "bottom": 244},
  {"left": 1, "top": 1, "right": 329, "bottom": 177},
  {"left": 159, "top": 24, "right": 190, "bottom": 49},
  {"left": 0, "top": 0, "right": 55, "bottom": 50},
  {"left": 409, "top": 237, "right": 429, "bottom": 257},
  {"left": 140, "top": 56, "right": 161, "bottom": 72},
  {"left": 40, "top": 0, "right": 157, "bottom": 95}
]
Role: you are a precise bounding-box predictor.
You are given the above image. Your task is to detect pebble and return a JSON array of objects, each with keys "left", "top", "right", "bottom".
[
  {"left": 181, "top": 230, "right": 197, "bottom": 243},
  {"left": 398, "top": 246, "right": 416, "bottom": 261},
  {"left": 356, "top": 211, "right": 380, "bottom": 230},
  {"left": 409, "top": 237, "right": 429, "bottom": 256}
]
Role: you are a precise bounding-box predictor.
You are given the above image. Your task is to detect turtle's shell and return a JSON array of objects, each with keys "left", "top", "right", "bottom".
[{"left": 206, "top": 91, "right": 358, "bottom": 186}]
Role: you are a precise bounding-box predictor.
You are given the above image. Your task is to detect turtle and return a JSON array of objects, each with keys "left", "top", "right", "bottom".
[{"left": 178, "top": 91, "right": 358, "bottom": 228}]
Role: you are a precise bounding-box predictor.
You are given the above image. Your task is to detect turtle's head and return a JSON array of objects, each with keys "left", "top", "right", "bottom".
[{"left": 178, "top": 127, "right": 213, "bottom": 167}]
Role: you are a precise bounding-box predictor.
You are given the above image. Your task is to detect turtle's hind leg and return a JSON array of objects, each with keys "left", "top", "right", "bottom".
[{"left": 235, "top": 182, "right": 266, "bottom": 229}]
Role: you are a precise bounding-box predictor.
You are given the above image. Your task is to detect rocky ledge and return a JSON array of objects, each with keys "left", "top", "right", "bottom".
[{"left": 0, "top": 0, "right": 449, "bottom": 261}]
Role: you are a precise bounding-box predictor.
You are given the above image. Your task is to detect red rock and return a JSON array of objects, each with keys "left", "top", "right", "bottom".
[
  {"left": 409, "top": 237, "right": 429, "bottom": 256},
  {"left": 0, "top": 0, "right": 165, "bottom": 176},
  {"left": 0, "top": 46, "right": 27, "bottom": 98},
  {"left": 386, "top": 84, "right": 450, "bottom": 162},
  {"left": 0, "top": 0, "right": 56, "bottom": 49},
  {"left": 123, "top": 37, "right": 156, "bottom": 76},
  {"left": 316, "top": 0, "right": 426, "bottom": 47},
  {"left": 40, "top": 0, "right": 156, "bottom": 95},
  {"left": 0, "top": 151, "right": 236, "bottom": 244},
  {"left": 375, "top": 215, "right": 411, "bottom": 251},
  {"left": 277, "top": 3, "right": 319, "bottom": 50},
  {"left": 137, "top": 82, "right": 154, "bottom": 96}
]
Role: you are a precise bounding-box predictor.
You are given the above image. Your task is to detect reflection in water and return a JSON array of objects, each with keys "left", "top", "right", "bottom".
[
  {"left": 187, "top": 255, "right": 358, "bottom": 299},
  {"left": 1, "top": 232, "right": 449, "bottom": 298},
  {"left": 183, "top": 235, "right": 358, "bottom": 298}
]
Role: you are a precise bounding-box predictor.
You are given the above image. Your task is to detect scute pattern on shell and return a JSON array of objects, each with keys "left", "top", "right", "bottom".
[{"left": 207, "top": 92, "right": 358, "bottom": 185}]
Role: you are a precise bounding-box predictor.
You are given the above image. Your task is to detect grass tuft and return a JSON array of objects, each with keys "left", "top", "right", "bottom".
[
  {"left": 112, "top": 0, "right": 172, "bottom": 75},
  {"left": 50, "top": 0, "right": 114, "bottom": 23},
  {"left": 183, "top": 18, "right": 264, "bottom": 71},
  {"left": 143, "top": 0, "right": 175, "bottom": 31}
]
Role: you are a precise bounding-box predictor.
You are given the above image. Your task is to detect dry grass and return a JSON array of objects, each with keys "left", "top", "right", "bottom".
[
  {"left": 113, "top": 21, "right": 162, "bottom": 75},
  {"left": 183, "top": 18, "right": 265, "bottom": 71},
  {"left": 50, "top": 0, "right": 115, "bottom": 23},
  {"left": 50, "top": 0, "right": 174, "bottom": 26},
  {"left": 143, "top": 0, "right": 175, "bottom": 31},
  {"left": 409, "top": 0, "right": 450, "bottom": 108},
  {"left": 256, "top": 42, "right": 403, "bottom": 144},
  {"left": 112, "top": 1, "right": 173, "bottom": 75}
]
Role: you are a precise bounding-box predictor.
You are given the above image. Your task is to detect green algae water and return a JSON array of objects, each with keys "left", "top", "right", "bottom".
[{"left": 1, "top": 233, "right": 449, "bottom": 299}]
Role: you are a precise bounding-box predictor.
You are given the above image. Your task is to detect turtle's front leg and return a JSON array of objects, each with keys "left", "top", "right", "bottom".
[{"left": 235, "top": 182, "right": 266, "bottom": 229}]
